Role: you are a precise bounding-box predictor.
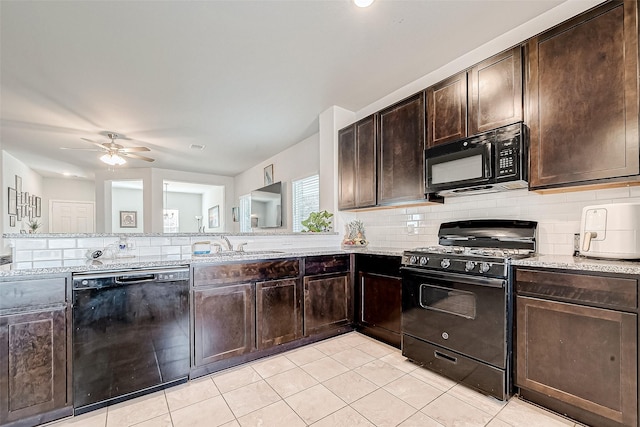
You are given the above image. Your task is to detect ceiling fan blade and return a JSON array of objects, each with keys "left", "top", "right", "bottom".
[
  {"left": 60, "top": 147, "right": 101, "bottom": 151},
  {"left": 121, "top": 152, "right": 155, "bottom": 162},
  {"left": 119, "top": 147, "right": 150, "bottom": 152},
  {"left": 81, "top": 137, "right": 109, "bottom": 150}
]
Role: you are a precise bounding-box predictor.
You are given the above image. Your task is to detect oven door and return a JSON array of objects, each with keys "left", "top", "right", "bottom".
[
  {"left": 401, "top": 267, "right": 508, "bottom": 368},
  {"left": 426, "top": 138, "right": 492, "bottom": 193}
]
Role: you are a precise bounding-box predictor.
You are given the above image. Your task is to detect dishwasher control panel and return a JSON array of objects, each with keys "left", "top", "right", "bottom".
[{"left": 73, "top": 267, "right": 190, "bottom": 289}]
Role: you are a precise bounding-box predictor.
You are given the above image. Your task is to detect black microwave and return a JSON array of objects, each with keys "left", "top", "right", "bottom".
[{"left": 425, "top": 122, "right": 528, "bottom": 196}]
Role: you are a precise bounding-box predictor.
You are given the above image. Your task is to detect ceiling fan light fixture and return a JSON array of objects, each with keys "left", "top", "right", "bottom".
[
  {"left": 354, "top": 0, "right": 374, "bottom": 8},
  {"left": 100, "top": 153, "right": 126, "bottom": 166}
]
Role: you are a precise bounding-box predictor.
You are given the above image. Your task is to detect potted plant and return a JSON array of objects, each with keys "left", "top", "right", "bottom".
[
  {"left": 27, "top": 219, "right": 41, "bottom": 233},
  {"left": 301, "top": 210, "right": 333, "bottom": 232}
]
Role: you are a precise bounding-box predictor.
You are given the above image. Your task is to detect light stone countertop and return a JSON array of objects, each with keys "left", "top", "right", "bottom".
[
  {"left": 512, "top": 254, "right": 640, "bottom": 275},
  {"left": 0, "top": 246, "right": 404, "bottom": 278}
]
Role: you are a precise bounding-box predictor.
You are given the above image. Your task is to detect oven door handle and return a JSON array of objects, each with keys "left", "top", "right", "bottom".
[{"left": 400, "top": 266, "right": 506, "bottom": 288}]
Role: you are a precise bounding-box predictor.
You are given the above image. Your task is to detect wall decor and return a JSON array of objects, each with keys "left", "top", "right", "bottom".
[
  {"left": 8, "top": 188, "right": 17, "bottom": 215},
  {"left": 120, "top": 211, "right": 137, "bottom": 228},
  {"left": 15, "top": 175, "right": 21, "bottom": 195},
  {"left": 264, "top": 164, "right": 274, "bottom": 186},
  {"left": 208, "top": 205, "right": 220, "bottom": 228},
  {"left": 232, "top": 207, "right": 239, "bottom": 222},
  {"left": 16, "top": 205, "right": 22, "bottom": 221},
  {"left": 9, "top": 216, "right": 15, "bottom": 227},
  {"left": 35, "top": 197, "right": 42, "bottom": 217}
]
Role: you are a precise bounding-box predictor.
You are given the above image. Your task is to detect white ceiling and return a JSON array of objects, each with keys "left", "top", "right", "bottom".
[{"left": 1, "top": 0, "right": 568, "bottom": 180}]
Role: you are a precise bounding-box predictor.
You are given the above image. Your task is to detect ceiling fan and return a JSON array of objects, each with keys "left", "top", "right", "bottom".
[{"left": 61, "top": 132, "right": 155, "bottom": 165}]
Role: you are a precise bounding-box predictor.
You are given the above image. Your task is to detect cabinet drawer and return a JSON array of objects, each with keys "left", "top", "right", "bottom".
[
  {"left": 0, "top": 277, "right": 67, "bottom": 312},
  {"left": 193, "top": 259, "right": 300, "bottom": 286},
  {"left": 515, "top": 268, "right": 637, "bottom": 311},
  {"left": 304, "top": 255, "right": 350, "bottom": 276}
]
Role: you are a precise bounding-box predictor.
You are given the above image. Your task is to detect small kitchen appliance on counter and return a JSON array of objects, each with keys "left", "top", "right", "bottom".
[
  {"left": 401, "top": 219, "right": 537, "bottom": 400},
  {"left": 580, "top": 202, "right": 640, "bottom": 259}
]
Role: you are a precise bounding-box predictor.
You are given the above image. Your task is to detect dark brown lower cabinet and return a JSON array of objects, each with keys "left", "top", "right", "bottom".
[
  {"left": 193, "top": 283, "right": 255, "bottom": 367},
  {"left": 355, "top": 254, "right": 402, "bottom": 348},
  {"left": 359, "top": 273, "right": 402, "bottom": 346},
  {"left": 256, "top": 279, "right": 302, "bottom": 350},
  {"left": 515, "top": 268, "right": 638, "bottom": 427},
  {"left": 303, "top": 273, "right": 351, "bottom": 336},
  {"left": 0, "top": 307, "right": 69, "bottom": 427}
]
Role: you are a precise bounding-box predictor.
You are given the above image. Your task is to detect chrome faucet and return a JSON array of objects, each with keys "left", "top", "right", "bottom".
[{"left": 219, "top": 236, "right": 233, "bottom": 251}]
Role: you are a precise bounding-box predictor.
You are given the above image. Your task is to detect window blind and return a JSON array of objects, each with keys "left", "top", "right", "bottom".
[
  {"left": 292, "top": 174, "right": 320, "bottom": 232},
  {"left": 239, "top": 194, "right": 251, "bottom": 232}
]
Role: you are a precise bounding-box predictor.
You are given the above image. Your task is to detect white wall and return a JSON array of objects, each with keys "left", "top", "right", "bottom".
[
  {"left": 201, "top": 185, "right": 225, "bottom": 233},
  {"left": 112, "top": 187, "right": 144, "bottom": 233},
  {"left": 234, "top": 133, "right": 319, "bottom": 232},
  {"left": 2, "top": 151, "right": 44, "bottom": 234},
  {"left": 166, "top": 191, "right": 202, "bottom": 233},
  {"left": 95, "top": 167, "right": 234, "bottom": 233}
]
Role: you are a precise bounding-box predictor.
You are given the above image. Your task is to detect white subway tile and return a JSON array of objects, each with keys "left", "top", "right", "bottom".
[
  {"left": 13, "top": 239, "right": 47, "bottom": 250},
  {"left": 48, "top": 239, "right": 77, "bottom": 249},
  {"left": 15, "top": 262, "right": 33, "bottom": 269},
  {"left": 171, "top": 236, "right": 191, "bottom": 245},
  {"left": 150, "top": 237, "right": 172, "bottom": 246},
  {"left": 595, "top": 187, "right": 630, "bottom": 200},
  {"left": 14, "top": 251, "right": 33, "bottom": 262},
  {"left": 139, "top": 246, "right": 161, "bottom": 256},
  {"left": 33, "top": 260, "right": 63, "bottom": 268},
  {"left": 32, "top": 250, "right": 62, "bottom": 261},
  {"left": 77, "top": 238, "right": 105, "bottom": 248},
  {"left": 161, "top": 246, "right": 181, "bottom": 255},
  {"left": 64, "top": 249, "right": 87, "bottom": 259}
]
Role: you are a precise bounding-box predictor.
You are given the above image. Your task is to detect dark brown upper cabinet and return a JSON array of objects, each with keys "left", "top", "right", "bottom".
[
  {"left": 426, "top": 71, "right": 468, "bottom": 148},
  {"left": 378, "top": 92, "right": 426, "bottom": 205},
  {"left": 338, "top": 115, "right": 377, "bottom": 210},
  {"left": 427, "top": 47, "right": 523, "bottom": 149},
  {"left": 469, "top": 46, "right": 523, "bottom": 135},
  {"left": 526, "top": 0, "right": 639, "bottom": 190},
  {"left": 338, "top": 125, "right": 356, "bottom": 210}
]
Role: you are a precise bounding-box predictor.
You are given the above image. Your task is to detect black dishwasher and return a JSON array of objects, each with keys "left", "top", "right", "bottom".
[{"left": 72, "top": 266, "right": 190, "bottom": 414}]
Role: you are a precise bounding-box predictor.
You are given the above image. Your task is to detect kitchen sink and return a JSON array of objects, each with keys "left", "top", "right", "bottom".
[{"left": 193, "top": 250, "right": 285, "bottom": 258}]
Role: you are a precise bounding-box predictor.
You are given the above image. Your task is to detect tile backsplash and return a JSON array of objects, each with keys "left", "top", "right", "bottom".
[
  {"left": 8, "top": 233, "right": 341, "bottom": 270},
  {"left": 355, "top": 186, "right": 640, "bottom": 255}
]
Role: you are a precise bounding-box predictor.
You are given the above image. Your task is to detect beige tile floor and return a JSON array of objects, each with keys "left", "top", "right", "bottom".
[{"left": 51, "top": 332, "right": 585, "bottom": 427}]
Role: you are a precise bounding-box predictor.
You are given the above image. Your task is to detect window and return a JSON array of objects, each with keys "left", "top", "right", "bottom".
[
  {"left": 239, "top": 194, "right": 251, "bottom": 232},
  {"left": 292, "top": 174, "right": 320, "bottom": 232}
]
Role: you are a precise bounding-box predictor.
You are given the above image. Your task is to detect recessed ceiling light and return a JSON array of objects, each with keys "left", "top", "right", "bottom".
[
  {"left": 354, "top": 0, "right": 374, "bottom": 7},
  {"left": 190, "top": 144, "right": 206, "bottom": 150}
]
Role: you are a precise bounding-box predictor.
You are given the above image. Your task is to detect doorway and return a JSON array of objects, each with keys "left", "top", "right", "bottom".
[{"left": 50, "top": 200, "right": 96, "bottom": 233}]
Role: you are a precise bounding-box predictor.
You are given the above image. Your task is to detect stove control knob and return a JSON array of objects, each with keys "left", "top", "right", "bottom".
[
  {"left": 479, "top": 262, "right": 491, "bottom": 273},
  {"left": 420, "top": 256, "right": 428, "bottom": 266},
  {"left": 440, "top": 258, "right": 451, "bottom": 269},
  {"left": 464, "top": 261, "right": 476, "bottom": 272},
  {"left": 410, "top": 256, "right": 417, "bottom": 265}
]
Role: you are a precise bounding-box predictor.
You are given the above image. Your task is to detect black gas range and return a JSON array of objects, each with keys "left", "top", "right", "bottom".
[{"left": 401, "top": 219, "right": 537, "bottom": 400}]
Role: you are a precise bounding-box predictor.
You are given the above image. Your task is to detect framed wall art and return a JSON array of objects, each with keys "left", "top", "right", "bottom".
[
  {"left": 120, "top": 211, "right": 137, "bottom": 228},
  {"left": 9, "top": 216, "right": 15, "bottom": 227},
  {"left": 15, "top": 175, "right": 21, "bottom": 195},
  {"left": 8, "top": 188, "right": 17, "bottom": 215},
  {"left": 35, "top": 197, "right": 42, "bottom": 217},
  {"left": 208, "top": 205, "right": 220, "bottom": 228},
  {"left": 264, "top": 164, "right": 274, "bottom": 186}
]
